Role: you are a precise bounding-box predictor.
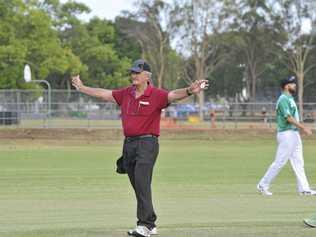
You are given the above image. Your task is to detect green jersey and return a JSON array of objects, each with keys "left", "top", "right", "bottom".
[{"left": 276, "top": 93, "right": 299, "bottom": 132}]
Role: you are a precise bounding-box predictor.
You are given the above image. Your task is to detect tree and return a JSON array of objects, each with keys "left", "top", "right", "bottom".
[
  {"left": 116, "top": 0, "right": 172, "bottom": 88},
  {"left": 170, "top": 0, "right": 228, "bottom": 120},
  {"left": 80, "top": 18, "right": 131, "bottom": 89},
  {"left": 273, "top": 0, "right": 316, "bottom": 119},
  {"left": 0, "top": 0, "right": 27, "bottom": 88},
  {"left": 228, "top": 0, "right": 283, "bottom": 102},
  {"left": 113, "top": 19, "right": 142, "bottom": 61},
  {"left": 0, "top": 0, "right": 83, "bottom": 89},
  {"left": 39, "top": 0, "right": 91, "bottom": 29},
  {"left": 57, "top": 6, "right": 131, "bottom": 90},
  {"left": 209, "top": 39, "right": 244, "bottom": 99}
]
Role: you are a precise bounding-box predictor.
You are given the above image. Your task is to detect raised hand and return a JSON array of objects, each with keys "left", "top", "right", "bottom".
[
  {"left": 188, "top": 80, "right": 209, "bottom": 95},
  {"left": 71, "top": 75, "right": 83, "bottom": 91}
]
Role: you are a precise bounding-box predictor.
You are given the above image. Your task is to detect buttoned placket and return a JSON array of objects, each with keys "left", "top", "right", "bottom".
[{"left": 127, "top": 86, "right": 152, "bottom": 115}]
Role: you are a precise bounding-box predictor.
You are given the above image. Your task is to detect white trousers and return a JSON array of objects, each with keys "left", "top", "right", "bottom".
[{"left": 258, "top": 130, "right": 311, "bottom": 192}]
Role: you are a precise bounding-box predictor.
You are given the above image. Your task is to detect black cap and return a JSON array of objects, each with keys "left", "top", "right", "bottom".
[
  {"left": 129, "top": 59, "right": 151, "bottom": 73},
  {"left": 281, "top": 76, "right": 296, "bottom": 88}
]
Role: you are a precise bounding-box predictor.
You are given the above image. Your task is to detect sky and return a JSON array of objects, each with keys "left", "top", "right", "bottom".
[
  {"left": 60, "top": 0, "right": 312, "bottom": 33},
  {"left": 60, "top": 0, "right": 136, "bottom": 21}
]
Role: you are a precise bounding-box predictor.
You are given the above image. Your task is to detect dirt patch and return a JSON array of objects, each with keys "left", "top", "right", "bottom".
[
  {"left": 1, "top": 127, "right": 314, "bottom": 142},
  {"left": 0, "top": 128, "right": 123, "bottom": 141}
]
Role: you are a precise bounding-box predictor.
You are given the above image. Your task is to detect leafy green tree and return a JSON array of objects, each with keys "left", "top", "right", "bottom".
[
  {"left": 116, "top": 0, "right": 174, "bottom": 88},
  {"left": 0, "top": 0, "right": 27, "bottom": 88},
  {"left": 228, "top": 0, "right": 283, "bottom": 102},
  {"left": 170, "top": 0, "right": 228, "bottom": 119},
  {"left": 273, "top": 0, "right": 316, "bottom": 117},
  {"left": 78, "top": 18, "right": 131, "bottom": 88},
  {"left": 0, "top": 0, "right": 83, "bottom": 89},
  {"left": 114, "top": 17, "right": 142, "bottom": 61}
]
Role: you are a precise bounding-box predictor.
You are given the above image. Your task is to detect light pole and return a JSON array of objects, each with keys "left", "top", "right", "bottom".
[{"left": 24, "top": 64, "right": 52, "bottom": 127}]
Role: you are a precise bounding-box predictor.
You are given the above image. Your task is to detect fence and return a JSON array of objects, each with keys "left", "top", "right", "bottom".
[{"left": 0, "top": 89, "right": 315, "bottom": 129}]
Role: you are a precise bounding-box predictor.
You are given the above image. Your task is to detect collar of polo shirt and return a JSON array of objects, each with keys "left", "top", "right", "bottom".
[{"left": 129, "top": 84, "right": 153, "bottom": 98}]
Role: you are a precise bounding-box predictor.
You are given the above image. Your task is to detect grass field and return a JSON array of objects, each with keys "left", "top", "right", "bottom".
[
  {"left": 0, "top": 137, "right": 316, "bottom": 237},
  {"left": 0, "top": 118, "right": 284, "bottom": 129}
]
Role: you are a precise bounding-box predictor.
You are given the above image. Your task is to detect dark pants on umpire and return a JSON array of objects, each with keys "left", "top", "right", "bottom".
[{"left": 123, "top": 135, "right": 159, "bottom": 229}]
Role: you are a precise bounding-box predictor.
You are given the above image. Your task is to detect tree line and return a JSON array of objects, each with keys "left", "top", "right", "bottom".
[{"left": 0, "top": 0, "right": 316, "bottom": 116}]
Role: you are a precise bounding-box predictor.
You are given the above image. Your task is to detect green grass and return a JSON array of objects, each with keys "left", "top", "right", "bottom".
[{"left": 0, "top": 139, "right": 316, "bottom": 236}]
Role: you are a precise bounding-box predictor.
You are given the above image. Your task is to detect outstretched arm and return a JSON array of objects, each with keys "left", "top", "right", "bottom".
[
  {"left": 71, "top": 75, "right": 115, "bottom": 103},
  {"left": 168, "top": 80, "right": 209, "bottom": 103}
]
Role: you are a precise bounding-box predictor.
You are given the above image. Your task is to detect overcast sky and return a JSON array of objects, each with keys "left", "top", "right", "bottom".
[
  {"left": 60, "top": 0, "right": 312, "bottom": 33},
  {"left": 60, "top": 0, "right": 136, "bottom": 21}
]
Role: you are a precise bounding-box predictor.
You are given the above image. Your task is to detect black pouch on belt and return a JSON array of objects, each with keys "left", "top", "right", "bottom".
[{"left": 116, "top": 155, "right": 126, "bottom": 174}]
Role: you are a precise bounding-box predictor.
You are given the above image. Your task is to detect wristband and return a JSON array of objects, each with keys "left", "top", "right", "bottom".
[{"left": 186, "top": 88, "right": 193, "bottom": 96}]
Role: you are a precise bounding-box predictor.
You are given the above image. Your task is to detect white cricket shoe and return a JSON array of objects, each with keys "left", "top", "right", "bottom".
[
  {"left": 150, "top": 227, "right": 158, "bottom": 235},
  {"left": 257, "top": 184, "right": 273, "bottom": 196},
  {"left": 128, "top": 225, "right": 151, "bottom": 237},
  {"left": 299, "top": 190, "right": 316, "bottom": 196}
]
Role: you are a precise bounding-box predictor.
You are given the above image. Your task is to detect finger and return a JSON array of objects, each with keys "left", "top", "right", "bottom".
[
  {"left": 198, "top": 80, "right": 209, "bottom": 89},
  {"left": 196, "top": 80, "right": 206, "bottom": 85},
  {"left": 71, "top": 78, "right": 78, "bottom": 86},
  {"left": 189, "top": 81, "right": 197, "bottom": 89},
  {"left": 73, "top": 84, "right": 79, "bottom": 91},
  {"left": 200, "top": 80, "right": 209, "bottom": 85},
  {"left": 74, "top": 76, "right": 80, "bottom": 83},
  {"left": 201, "top": 81, "right": 209, "bottom": 86},
  {"left": 72, "top": 75, "right": 78, "bottom": 81}
]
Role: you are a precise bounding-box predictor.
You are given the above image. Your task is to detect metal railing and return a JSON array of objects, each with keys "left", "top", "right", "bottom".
[{"left": 0, "top": 89, "right": 315, "bottom": 129}]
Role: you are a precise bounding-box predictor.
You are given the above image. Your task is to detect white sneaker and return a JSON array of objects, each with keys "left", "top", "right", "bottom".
[
  {"left": 299, "top": 190, "right": 316, "bottom": 196},
  {"left": 150, "top": 227, "right": 158, "bottom": 235},
  {"left": 127, "top": 225, "right": 151, "bottom": 237},
  {"left": 257, "top": 184, "right": 273, "bottom": 196}
]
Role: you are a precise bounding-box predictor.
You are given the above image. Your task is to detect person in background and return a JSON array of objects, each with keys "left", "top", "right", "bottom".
[{"left": 257, "top": 76, "right": 315, "bottom": 196}]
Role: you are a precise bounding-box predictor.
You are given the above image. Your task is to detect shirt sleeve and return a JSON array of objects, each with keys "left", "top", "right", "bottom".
[
  {"left": 156, "top": 89, "right": 169, "bottom": 110},
  {"left": 112, "top": 88, "right": 126, "bottom": 106},
  {"left": 278, "top": 98, "right": 291, "bottom": 118}
]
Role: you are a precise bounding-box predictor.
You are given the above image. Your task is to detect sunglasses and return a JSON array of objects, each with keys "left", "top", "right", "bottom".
[{"left": 130, "top": 71, "right": 142, "bottom": 75}]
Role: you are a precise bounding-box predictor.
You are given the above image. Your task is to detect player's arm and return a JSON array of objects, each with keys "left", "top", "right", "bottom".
[
  {"left": 287, "top": 116, "right": 312, "bottom": 135},
  {"left": 168, "top": 80, "right": 208, "bottom": 103},
  {"left": 71, "top": 75, "right": 115, "bottom": 103}
]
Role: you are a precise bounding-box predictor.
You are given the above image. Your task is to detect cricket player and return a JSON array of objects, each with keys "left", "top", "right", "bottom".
[
  {"left": 257, "top": 76, "right": 315, "bottom": 196},
  {"left": 72, "top": 59, "right": 208, "bottom": 237}
]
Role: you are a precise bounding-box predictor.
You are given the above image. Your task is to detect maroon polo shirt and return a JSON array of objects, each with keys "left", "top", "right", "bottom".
[{"left": 112, "top": 85, "right": 169, "bottom": 137}]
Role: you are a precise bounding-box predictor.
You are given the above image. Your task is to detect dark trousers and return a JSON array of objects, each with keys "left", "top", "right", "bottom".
[{"left": 123, "top": 136, "right": 159, "bottom": 229}]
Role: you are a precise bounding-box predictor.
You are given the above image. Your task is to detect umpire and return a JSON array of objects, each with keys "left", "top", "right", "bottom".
[{"left": 72, "top": 59, "right": 208, "bottom": 237}]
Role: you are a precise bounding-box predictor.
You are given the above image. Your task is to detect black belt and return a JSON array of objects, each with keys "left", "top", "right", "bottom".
[{"left": 125, "top": 134, "right": 157, "bottom": 142}]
